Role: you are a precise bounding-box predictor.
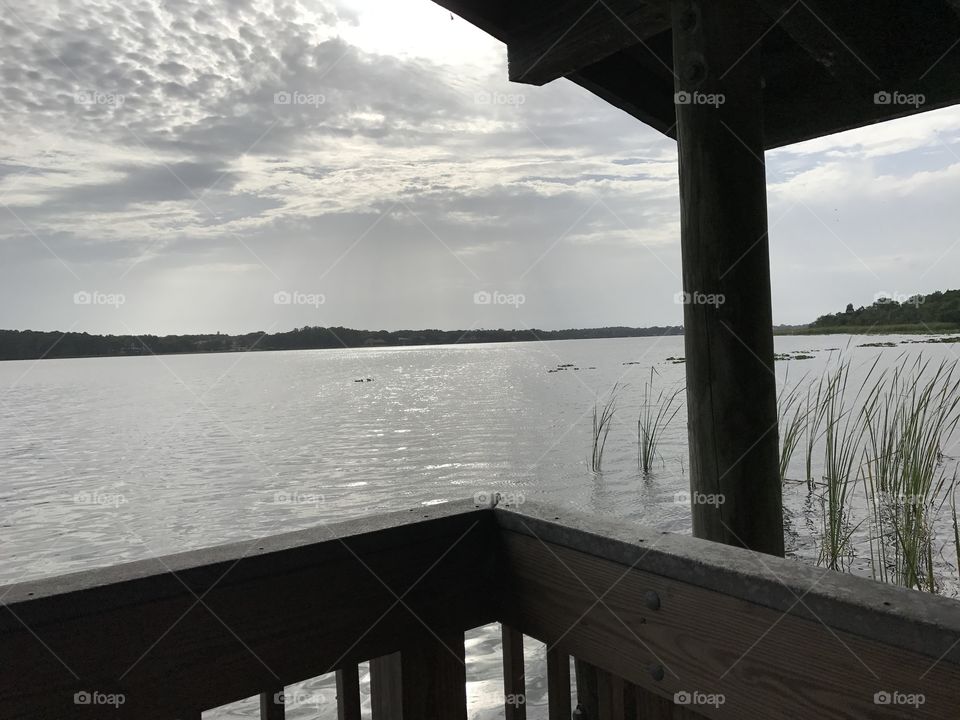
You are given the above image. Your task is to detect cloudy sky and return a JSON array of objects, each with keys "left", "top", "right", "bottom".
[{"left": 0, "top": 0, "right": 959, "bottom": 335}]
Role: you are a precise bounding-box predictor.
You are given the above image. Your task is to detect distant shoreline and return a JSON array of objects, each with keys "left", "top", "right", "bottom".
[{"left": 2, "top": 323, "right": 959, "bottom": 362}]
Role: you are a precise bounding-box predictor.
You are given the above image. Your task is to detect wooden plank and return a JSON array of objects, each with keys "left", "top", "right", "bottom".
[
  {"left": 336, "top": 665, "right": 362, "bottom": 720},
  {"left": 752, "top": 0, "right": 879, "bottom": 81},
  {"left": 400, "top": 631, "right": 467, "bottom": 720},
  {"left": 0, "top": 502, "right": 494, "bottom": 720},
  {"left": 507, "top": 0, "right": 670, "bottom": 85},
  {"left": 546, "top": 648, "right": 572, "bottom": 720},
  {"left": 671, "top": 0, "right": 784, "bottom": 556},
  {"left": 370, "top": 654, "right": 403, "bottom": 720},
  {"left": 502, "top": 625, "right": 527, "bottom": 719},
  {"left": 259, "top": 689, "right": 284, "bottom": 720},
  {"left": 498, "top": 529, "right": 960, "bottom": 719}
]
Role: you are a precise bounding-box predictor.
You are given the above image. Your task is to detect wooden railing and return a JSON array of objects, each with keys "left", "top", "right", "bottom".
[{"left": 3, "top": 499, "right": 960, "bottom": 718}]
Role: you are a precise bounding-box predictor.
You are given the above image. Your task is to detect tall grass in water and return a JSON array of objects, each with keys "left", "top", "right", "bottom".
[
  {"left": 591, "top": 384, "right": 621, "bottom": 472},
  {"left": 815, "top": 359, "right": 878, "bottom": 572},
  {"left": 637, "top": 369, "right": 682, "bottom": 474},
  {"left": 778, "top": 377, "right": 807, "bottom": 485},
  {"left": 861, "top": 358, "right": 960, "bottom": 592}
]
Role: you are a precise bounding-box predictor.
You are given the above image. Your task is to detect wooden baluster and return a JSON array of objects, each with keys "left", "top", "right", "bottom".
[
  {"left": 400, "top": 631, "right": 467, "bottom": 720},
  {"left": 546, "top": 648, "right": 571, "bottom": 720},
  {"left": 574, "top": 659, "right": 599, "bottom": 718},
  {"left": 336, "top": 664, "right": 362, "bottom": 720},
  {"left": 370, "top": 653, "right": 403, "bottom": 720},
  {"left": 502, "top": 625, "right": 527, "bottom": 719},
  {"left": 260, "top": 689, "right": 284, "bottom": 720}
]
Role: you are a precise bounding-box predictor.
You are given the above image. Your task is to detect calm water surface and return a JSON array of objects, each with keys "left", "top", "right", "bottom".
[{"left": 2, "top": 335, "right": 958, "bottom": 718}]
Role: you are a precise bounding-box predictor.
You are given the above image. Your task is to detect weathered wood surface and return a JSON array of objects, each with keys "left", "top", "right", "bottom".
[
  {"left": 0, "top": 501, "right": 493, "bottom": 720},
  {"left": 546, "top": 648, "right": 571, "bottom": 720},
  {"left": 370, "top": 653, "right": 403, "bottom": 720},
  {"left": 400, "top": 631, "right": 468, "bottom": 719},
  {"left": 507, "top": 0, "right": 670, "bottom": 85},
  {"left": 496, "top": 524, "right": 960, "bottom": 718},
  {"left": 335, "top": 665, "right": 361, "bottom": 720},
  {"left": 671, "top": 0, "right": 784, "bottom": 557},
  {"left": 502, "top": 624, "right": 527, "bottom": 719}
]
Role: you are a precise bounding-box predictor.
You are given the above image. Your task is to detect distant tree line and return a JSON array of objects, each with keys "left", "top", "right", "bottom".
[
  {"left": 810, "top": 289, "right": 960, "bottom": 330},
  {"left": 0, "top": 325, "right": 683, "bottom": 361}
]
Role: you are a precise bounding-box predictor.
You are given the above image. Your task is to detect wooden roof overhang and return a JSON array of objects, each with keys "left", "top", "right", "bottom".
[{"left": 434, "top": 0, "right": 960, "bottom": 148}]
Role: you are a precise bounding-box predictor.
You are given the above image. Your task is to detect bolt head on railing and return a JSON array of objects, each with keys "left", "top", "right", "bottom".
[
  {"left": 644, "top": 590, "right": 661, "bottom": 610},
  {"left": 572, "top": 704, "right": 585, "bottom": 719}
]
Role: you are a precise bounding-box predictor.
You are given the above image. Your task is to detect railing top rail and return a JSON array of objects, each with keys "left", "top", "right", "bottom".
[{"left": 495, "top": 500, "right": 960, "bottom": 665}]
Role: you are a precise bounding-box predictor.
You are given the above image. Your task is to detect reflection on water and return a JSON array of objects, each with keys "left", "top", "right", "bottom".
[{"left": 1, "top": 334, "right": 958, "bottom": 718}]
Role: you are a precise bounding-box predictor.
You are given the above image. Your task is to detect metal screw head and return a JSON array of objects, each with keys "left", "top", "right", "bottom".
[
  {"left": 644, "top": 590, "right": 661, "bottom": 610},
  {"left": 648, "top": 664, "right": 665, "bottom": 682}
]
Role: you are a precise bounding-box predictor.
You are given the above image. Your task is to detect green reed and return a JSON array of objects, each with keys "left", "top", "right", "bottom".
[{"left": 637, "top": 368, "right": 682, "bottom": 474}]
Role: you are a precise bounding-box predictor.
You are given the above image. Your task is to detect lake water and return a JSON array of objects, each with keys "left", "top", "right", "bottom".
[{"left": 2, "top": 334, "right": 958, "bottom": 718}]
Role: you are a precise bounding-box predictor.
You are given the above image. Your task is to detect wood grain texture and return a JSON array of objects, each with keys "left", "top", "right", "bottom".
[
  {"left": 498, "top": 530, "right": 960, "bottom": 719},
  {"left": 672, "top": 0, "right": 784, "bottom": 556},
  {"left": 502, "top": 624, "right": 527, "bottom": 720},
  {"left": 400, "top": 631, "right": 467, "bottom": 720},
  {"left": 336, "top": 665, "right": 361, "bottom": 720},
  {"left": 546, "top": 648, "right": 572, "bottom": 720},
  {"left": 370, "top": 654, "right": 403, "bottom": 720}
]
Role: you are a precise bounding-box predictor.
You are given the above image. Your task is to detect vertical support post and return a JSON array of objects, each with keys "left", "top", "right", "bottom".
[
  {"left": 546, "top": 648, "right": 572, "bottom": 720},
  {"left": 336, "top": 664, "right": 362, "bottom": 720},
  {"left": 259, "top": 689, "right": 284, "bottom": 720},
  {"left": 671, "top": 0, "right": 785, "bottom": 556},
  {"left": 370, "top": 653, "right": 403, "bottom": 720},
  {"left": 502, "top": 625, "right": 527, "bottom": 719},
  {"left": 400, "top": 631, "right": 467, "bottom": 720},
  {"left": 574, "top": 659, "right": 599, "bottom": 719}
]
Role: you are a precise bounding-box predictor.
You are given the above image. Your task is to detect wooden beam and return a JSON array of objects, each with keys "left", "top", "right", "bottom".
[
  {"left": 507, "top": 0, "right": 670, "bottom": 85},
  {"left": 502, "top": 625, "right": 527, "bottom": 719},
  {"left": 671, "top": 0, "right": 784, "bottom": 555},
  {"left": 546, "top": 649, "right": 572, "bottom": 720},
  {"left": 370, "top": 654, "right": 403, "bottom": 720},
  {"left": 336, "top": 665, "right": 362, "bottom": 720},
  {"left": 753, "top": 0, "right": 880, "bottom": 81},
  {"left": 400, "top": 632, "right": 467, "bottom": 720},
  {"left": 497, "top": 528, "right": 960, "bottom": 719}
]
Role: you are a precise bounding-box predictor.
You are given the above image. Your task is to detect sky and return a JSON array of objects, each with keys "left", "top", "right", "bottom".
[{"left": 1, "top": 0, "right": 959, "bottom": 335}]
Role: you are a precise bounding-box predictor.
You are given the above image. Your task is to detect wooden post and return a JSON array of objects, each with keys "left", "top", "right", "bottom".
[
  {"left": 502, "top": 625, "right": 527, "bottom": 720},
  {"left": 546, "top": 648, "right": 572, "bottom": 720},
  {"left": 671, "top": 0, "right": 785, "bottom": 556},
  {"left": 370, "top": 653, "right": 403, "bottom": 720},
  {"left": 259, "top": 689, "right": 284, "bottom": 720},
  {"left": 400, "top": 632, "right": 467, "bottom": 720},
  {"left": 336, "top": 665, "right": 362, "bottom": 720}
]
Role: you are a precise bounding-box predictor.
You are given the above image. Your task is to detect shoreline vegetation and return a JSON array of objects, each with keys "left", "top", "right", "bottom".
[{"left": 2, "top": 289, "right": 958, "bottom": 361}]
